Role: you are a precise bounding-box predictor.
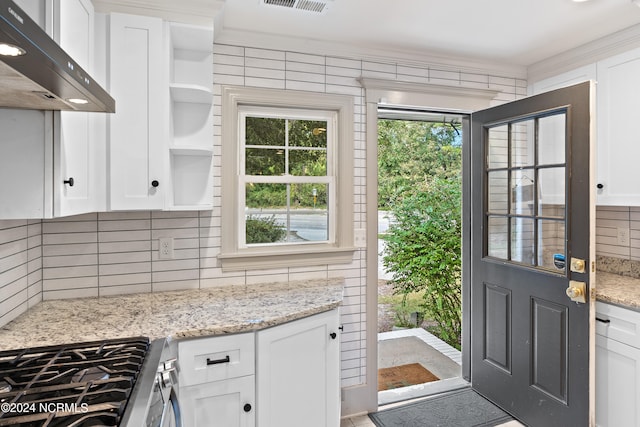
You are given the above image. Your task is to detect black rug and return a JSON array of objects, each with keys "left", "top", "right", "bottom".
[{"left": 369, "top": 388, "right": 514, "bottom": 427}]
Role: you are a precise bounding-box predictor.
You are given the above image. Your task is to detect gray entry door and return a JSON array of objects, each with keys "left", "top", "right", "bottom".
[{"left": 470, "top": 82, "right": 595, "bottom": 426}]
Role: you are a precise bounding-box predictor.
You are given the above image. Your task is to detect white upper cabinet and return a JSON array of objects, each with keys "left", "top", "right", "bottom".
[
  {"left": 165, "top": 22, "right": 214, "bottom": 210},
  {"left": 596, "top": 47, "right": 640, "bottom": 206},
  {"left": 107, "top": 13, "right": 166, "bottom": 210},
  {"left": 52, "top": 0, "right": 99, "bottom": 216},
  {"left": 0, "top": 0, "right": 98, "bottom": 219},
  {"left": 531, "top": 50, "right": 640, "bottom": 206},
  {"left": 530, "top": 64, "right": 596, "bottom": 95}
]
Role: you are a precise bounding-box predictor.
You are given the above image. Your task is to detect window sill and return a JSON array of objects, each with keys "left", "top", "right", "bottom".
[{"left": 218, "top": 245, "right": 357, "bottom": 272}]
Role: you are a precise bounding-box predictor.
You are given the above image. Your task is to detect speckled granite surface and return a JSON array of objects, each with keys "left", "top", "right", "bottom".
[
  {"left": 596, "top": 272, "right": 640, "bottom": 311},
  {"left": 0, "top": 279, "right": 343, "bottom": 351}
]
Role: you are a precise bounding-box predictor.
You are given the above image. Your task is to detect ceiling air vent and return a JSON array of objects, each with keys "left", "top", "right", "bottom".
[{"left": 262, "top": 0, "right": 332, "bottom": 14}]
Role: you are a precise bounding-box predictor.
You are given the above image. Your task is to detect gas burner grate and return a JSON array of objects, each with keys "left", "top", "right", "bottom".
[{"left": 0, "top": 337, "right": 149, "bottom": 427}]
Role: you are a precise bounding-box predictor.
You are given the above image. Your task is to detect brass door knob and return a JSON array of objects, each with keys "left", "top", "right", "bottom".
[
  {"left": 566, "top": 286, "right": 583, "bottom": 299},
  {"left": 566, "top": 280, "right": 587, "bottom": 303}
]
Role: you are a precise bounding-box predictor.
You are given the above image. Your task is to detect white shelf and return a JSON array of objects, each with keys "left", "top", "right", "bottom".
[
  {"left": 170, "top": 146, "right": 214, "bottom": 156},
  {"left": 166, "top": 21, "right": 214, "bottom": 212},
  {"left": 170, "top": 83, "right": 214, "bottom": 104}
]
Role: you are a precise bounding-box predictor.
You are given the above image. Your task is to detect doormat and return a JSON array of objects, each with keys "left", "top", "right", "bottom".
[
  {"left": 378, "top": 363, "right": 439, "bottom": 391},
  {"left": 369, "top": 388, "right": 514, "bottom": 427}
]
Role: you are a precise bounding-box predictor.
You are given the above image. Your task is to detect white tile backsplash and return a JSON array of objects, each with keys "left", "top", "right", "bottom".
[{"left": 0, "top": 42, "right": 532, "bottom": 391}]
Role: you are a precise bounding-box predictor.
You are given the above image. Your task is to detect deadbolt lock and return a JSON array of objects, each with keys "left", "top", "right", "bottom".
[
  {"left": 570, "top": 257, "right": 586, "bottom": 273},
  {"left": 566, "top": 280, "right": 587, "bottom": 303}
]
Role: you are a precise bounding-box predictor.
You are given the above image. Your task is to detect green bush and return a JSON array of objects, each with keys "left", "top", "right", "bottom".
[
  {"left": 383, "top": 176, "right": 462, "bottom": 349},
  {"left": 246, "top": 215, "right": 286, "bottom": 244}
]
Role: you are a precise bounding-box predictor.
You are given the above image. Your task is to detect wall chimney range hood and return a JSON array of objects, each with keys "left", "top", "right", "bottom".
[{"left": 0, "top": 0, "right": 115, "bottom": 112}]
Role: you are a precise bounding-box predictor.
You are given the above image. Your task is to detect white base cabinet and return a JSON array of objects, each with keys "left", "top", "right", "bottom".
[
  {"left": 177, "top": 309, "right": 340, "bottom": 427},
  {"left": 595, "top": 302, "right": 640, "bottom": 427},
  {"left": 257, "top": 309, "right": 340, "bottom": 427},
  {"left": 180, "top": 376, "right": 255, "bottom": 427}
]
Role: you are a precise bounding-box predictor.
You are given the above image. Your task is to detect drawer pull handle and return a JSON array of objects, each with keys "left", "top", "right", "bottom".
[
  {"left": 206, "top": 355, "right": 230, "bottom": 365},
  {"left": 596, "top": 317, "right": 611, "bottom": 324}
]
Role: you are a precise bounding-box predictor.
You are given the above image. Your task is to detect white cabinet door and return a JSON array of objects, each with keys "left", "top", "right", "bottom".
[
  {"left": 108, "top": 13, "right": 165, "bottom": 210},
  {"left": 596, "top": 47, "right": 640, "bottom": 205},
  {"left": 595, "top": 334, "right": 640, "bottom": 427},
  {"left": 52, "top": 0, "right": 97, "bottom": 216},
  {"left": 257, "top": 309, "right": 340, "bottom": 427},
  {"left": 180, "top": 376, "right": 255, "bottom": 427}
]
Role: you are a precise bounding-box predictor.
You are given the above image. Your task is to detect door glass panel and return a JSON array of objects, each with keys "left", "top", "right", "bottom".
[
  {"left": 488, "top": 216, "right": 508, "bottom": 259},
  {"left": 511, "top": 168, "right": 535, "bottom": 215},
  {"left": 487, "top": 125, "right": 508, "bottom": 168},
  {"left": 484, "top": 109, "right": 567, "bottom": 272},
  {"left": 511, "top": 217, "right": 535, "bottom": 265},
  {"left": 538, "top": 113, "right": 566, "bottom": 165},
  {"left": 511, "top": 120, "right": 534, "bottom": 167},
  {"left": 538, "top": 219, "right": 566, "bottom": 272},
  {"left": 488, "top": 171, "right": 508, "bottom": 214},
  {"left": 538, "top": 167, "right": 565, "bottom": 219}
]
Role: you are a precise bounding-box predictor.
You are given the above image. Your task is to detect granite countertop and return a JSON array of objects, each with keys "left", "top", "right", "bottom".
[
  {"left": 596, "top": 272, "right": 640, "bottom": 311},
  {"left": 0, "top": 279, "right": 343, "bottom": 351}
]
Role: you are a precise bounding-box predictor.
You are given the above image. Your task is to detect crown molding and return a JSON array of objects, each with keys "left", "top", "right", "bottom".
[
  {"left": 528, "top": 23, "right": 640, "bottom": 82},
  {"left": 215, "top": 28, "right": 527, "bottom": 80},
  {"left": 92, "top": 0, "right": 225, "bottom": 26}
]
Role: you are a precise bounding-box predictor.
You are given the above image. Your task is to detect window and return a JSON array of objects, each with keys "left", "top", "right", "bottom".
[
  {"left": 219, "top": 86, "right": 355, "bottom": 271},
  {"left": 240, "top": 107, "right": 334, "bottom": 247}
]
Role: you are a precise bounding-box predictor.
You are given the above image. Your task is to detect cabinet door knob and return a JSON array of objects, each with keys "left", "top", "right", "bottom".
[
  {"left": 243, "top": 403, "right": 252, "bottom": 413},
  {"left": 151, "top": 180, "right": 159, "bottom": 188},
  {"left": 597, "top": 183, "right": 604, "bottom": 189},
  {"left": 63, "top": 177, "right": 74, "bottom": 187},
  {"left": 329, "top": 332, "right": 337, "bottom": 340}
]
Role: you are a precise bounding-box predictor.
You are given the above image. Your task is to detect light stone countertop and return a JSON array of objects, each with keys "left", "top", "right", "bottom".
[
  {"left": 596, "top": 272, "right": 640, "bottom": 311},
  {"left": 0, "top": 279, "right": 343, "bottom": 351}
]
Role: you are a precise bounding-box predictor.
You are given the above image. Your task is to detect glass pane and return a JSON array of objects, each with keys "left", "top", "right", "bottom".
[
  {"left": 246, "top": 117, "right": 285, "bottom": 146},
  {"left": 245, "top": 183, "right": 287, "bottom": 209},
  {"left": 538, "top": 167, "right": 565, "bottom": 218},
  {"left": 487, "top": 216, "right": 508, "bottom": 259},
  {"left": 538, "top": 219, "right": 566, "bottom": 272},
  {"left": 291, "top": 183, "right": 329, "bottom": 242},
  {"left": 289, "top": 149, "right": 327, "bottom": 176},
  {"left": 511, "top": 168, "right": 536, "bottom": 215},
  {"left": 288, "top": 119, "right": 328, "bottom": 148},
  {"left": 488, "top": 171, "right": 508, "bottom": 214},
  {"left": 511, "top": 217, "right": 535, "bottom": 265},
  {"left": 538, "top": 113, "right": 566, "bottom": 165},
  {"left": 511, "top": 120, "right": 534, "bottom": 167},
  {"left": 487, "top": 125, "right": 508, "bottom": 169},
  {"left": 246, "top": 148, "right": 285, "bottom": 175},
  {"left": 245, "top": 212, "right": 287, "bottom": 244}
]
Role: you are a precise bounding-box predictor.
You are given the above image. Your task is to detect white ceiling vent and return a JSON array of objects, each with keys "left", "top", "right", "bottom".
[{"left": 262, "top": 0, "right": 332, "bottom": 14}]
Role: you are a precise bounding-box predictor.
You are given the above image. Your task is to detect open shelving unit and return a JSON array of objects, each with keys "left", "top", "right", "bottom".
[{"left": 166, "top": 22, "right": 214, "bottom": 210}]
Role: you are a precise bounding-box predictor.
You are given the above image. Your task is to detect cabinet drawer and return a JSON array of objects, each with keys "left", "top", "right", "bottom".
[
  {"left": 596, "top": 301, "right": 640, "bottom": 348},
  {"left": 179, "top": 333, "right": 255, "bottom": 386}
]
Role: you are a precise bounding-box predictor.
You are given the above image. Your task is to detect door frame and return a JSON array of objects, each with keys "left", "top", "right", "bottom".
[{"left": 339, "top": 78, "right": 499, "bottom": 416}]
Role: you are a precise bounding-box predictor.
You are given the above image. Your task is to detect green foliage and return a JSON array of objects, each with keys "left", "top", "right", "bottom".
[
  {"left": 383, "top": 176, "right": 462, "bottom": 349},
  {"left": 378, "top": 119, "right": 461, "bottom": 209},
  {"left": 245, "top": 215, "right": 286, "bottom": 244},
  {"left": 244, "top": 117, "right": 329, "bottom": 209}
]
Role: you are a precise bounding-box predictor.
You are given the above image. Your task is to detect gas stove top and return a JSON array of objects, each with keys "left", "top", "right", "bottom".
[{"left": 0, "top": 337, "right": 150, "bottom": 427}]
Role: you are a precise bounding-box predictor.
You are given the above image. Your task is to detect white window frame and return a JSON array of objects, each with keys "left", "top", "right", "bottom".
[{"left": 219, "top": 86, "right": 355, "bottom": 271}]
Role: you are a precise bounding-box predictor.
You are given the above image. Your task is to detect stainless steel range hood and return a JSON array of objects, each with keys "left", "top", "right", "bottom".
[{"left": 0, "top": 0, "right": 115, "bottom": 112}]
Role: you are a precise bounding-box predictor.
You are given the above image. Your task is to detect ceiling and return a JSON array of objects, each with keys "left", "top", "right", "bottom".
[{"left": 216, "top": 0, "right": 640, "bottom": 69}]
